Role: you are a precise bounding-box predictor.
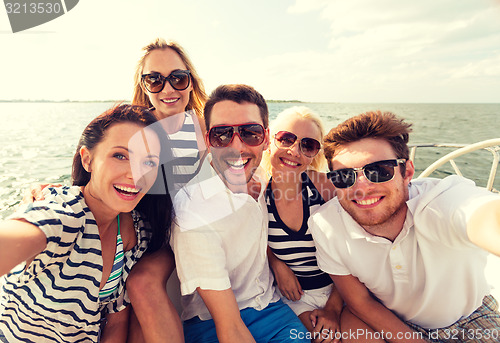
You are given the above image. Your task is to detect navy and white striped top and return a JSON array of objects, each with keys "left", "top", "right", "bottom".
[
  {"left": 150, "top": 111, "right": 206, "bottom": 197},
  {"left": 266, "top": 172, "right": 332, "bottom": 290},
  {"left": 0, "top": 186, "right": 151, "bottom": 343}
]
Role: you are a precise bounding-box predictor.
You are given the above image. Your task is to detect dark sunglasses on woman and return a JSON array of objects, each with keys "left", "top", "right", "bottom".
[
  {"left": 274, "top": 131, "right": 321, "bottom": 158},
  {"left": 327, "top": 159, "right": 407, "bottom": 188},
  {"left": 141, "top": 70, "right": 191, "bottom": 93},
  {"left": 208, "top": 123, "right": 266, "bottom": 148}
]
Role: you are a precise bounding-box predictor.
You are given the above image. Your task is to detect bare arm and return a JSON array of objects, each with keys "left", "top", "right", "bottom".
[
  {"left": 309, "top": 283, "right": 343, "bottom": 343},
  {"left": 197, "top": 288, "right": 255, "bottom": 343},
  {"left": 127, "top": 246, "right": 183, "bottom": 343},
  {"left": 0, "top": 219, "right": 47, "bottom": 276},
  {"left": 100, "top": 307, "right": 130, "bottom": 343},
  {"left": 267, "top": 246, "right": 303, "bottom": 301},
  {"left": 332, "top": 274, "right": 427, "bottom": 343},
  {"left": 467, "top": 199, "right": 500, "bottom": 256}
]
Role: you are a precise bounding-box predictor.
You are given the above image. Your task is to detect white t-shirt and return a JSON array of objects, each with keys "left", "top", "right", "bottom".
[
  {"left": 310, "top": 175, "right": 499, "bottom": 329},
  {"left": 170, "top": 158, "right": 279, "bottom": 321}
]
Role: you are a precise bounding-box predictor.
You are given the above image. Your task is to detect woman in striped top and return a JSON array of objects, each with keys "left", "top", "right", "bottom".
[
  {"left": 0, "top": 105, "right": 173, "bottom": 342},
  {"left": 127, "top": 38, "right": 208, "bottom": 343},
  {"left": 262, "top": 107, "right": 341, "bottom": 339}
]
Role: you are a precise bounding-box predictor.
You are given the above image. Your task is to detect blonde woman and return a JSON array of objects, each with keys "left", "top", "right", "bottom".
[{"left": 127, "top": 38, "right": 208, "bottom": 343}]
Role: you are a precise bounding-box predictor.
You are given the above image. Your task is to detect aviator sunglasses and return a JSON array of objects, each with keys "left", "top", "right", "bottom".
[
  {"left": 208, "top": 123, "right": 266, "bottom": 148},
  {"left": 327, "top": 159, "right": 406, "bottom": 188},
  {"left": 141, "top": 70, "right": 191, "bottom": 93},
  {"left": 274, "top": 131, "right": 321, "bottom": 158}
]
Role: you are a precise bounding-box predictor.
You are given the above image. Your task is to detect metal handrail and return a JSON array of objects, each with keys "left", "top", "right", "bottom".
[{"left": 409, "top": 138, "right": 500, "bottom": 192}]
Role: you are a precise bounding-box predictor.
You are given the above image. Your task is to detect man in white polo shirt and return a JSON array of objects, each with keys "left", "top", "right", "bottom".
[
  {"left": 170, "top": 84, "right": 309, "bottom": 343},
  {"left": 310, "top": 111, "right": 500, "bottom": 342}
]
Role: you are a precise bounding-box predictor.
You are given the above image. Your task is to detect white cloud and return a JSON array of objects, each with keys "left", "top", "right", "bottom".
[
  {"left": 1, "top": 0, "right": 499, "bottom": 102},
  {"left": 450, "top": 54, "right": 500, "bottom": 78},
  {"left": 282, "top": 0, "right": 500, "bottom": 102},
  {"left": 287, "top": 0, "right": 330, "bottom": 14}
]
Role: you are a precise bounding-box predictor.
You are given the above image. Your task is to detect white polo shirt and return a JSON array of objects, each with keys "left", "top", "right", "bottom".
[
  {"left": 170, "top": 157, "right": 279, "bottom": 321},
  {"left": 310, "top": 175, "right": 499, "bottom": 329}
]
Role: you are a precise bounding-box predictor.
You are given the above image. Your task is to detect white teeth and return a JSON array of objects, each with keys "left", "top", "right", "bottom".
[
  {"left": 114, "top": 185, "right": 139, "bottom": 194},
  {"left": 356, "top": 198, "right": 380, "bottom": 206},
  {"left": 162, "top": 98, "right": 178, "bottom": 103},
  {"left": 227, "top": 158, "right": 249, "bottom": 169},
  {"left": 282, "top": 159, "right": 299, "bottom": 166}
]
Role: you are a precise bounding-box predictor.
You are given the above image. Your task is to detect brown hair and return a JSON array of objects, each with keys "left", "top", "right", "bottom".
[
  {"left": 73, "top": 104, "right": 174, "bottom": 252},
  {"left": 204, "top": 84, "right": 269, "bottom": 129},
  {"left": 323, "top": 111, "right": 412, "bottom": 172},
  {"left": 132, "top": 38, "right": 207, "bottom": 118}
]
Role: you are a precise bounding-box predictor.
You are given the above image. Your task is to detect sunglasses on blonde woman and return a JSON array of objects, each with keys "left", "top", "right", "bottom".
[
  {"left": 141, "top": 70, "right": 191, "bottom": 93},
  {"left": 274, "top": 131, "right": 321, "bottom": 158},
  {"left": 327, "top": 159, "right": 406, "bottom": 188}
]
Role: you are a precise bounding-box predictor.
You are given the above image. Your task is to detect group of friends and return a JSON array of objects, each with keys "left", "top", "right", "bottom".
[{"left": 1, "top": 38, "right": 500, "bottom": 343}]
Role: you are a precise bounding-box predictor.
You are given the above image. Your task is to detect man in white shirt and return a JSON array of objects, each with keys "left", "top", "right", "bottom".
[
  {"left": 310, "top": 110, "right": 500, "bottom": 342},
  {"left": 170, "top": 84, "right": 309, "bottom": 343}
]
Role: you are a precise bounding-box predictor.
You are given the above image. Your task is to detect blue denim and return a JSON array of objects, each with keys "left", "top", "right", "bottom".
[{"left": 183, "top": 299, "right": 309, "bottom": 343}]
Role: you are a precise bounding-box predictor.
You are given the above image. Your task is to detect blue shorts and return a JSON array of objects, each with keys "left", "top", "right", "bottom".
[{"left": 183, "top": 299, "right": 309, "bottom": 343}]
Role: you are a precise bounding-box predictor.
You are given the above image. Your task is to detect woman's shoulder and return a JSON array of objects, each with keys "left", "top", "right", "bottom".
[{"left": 43, "top": 185, "right": 83, "bottom": 202}]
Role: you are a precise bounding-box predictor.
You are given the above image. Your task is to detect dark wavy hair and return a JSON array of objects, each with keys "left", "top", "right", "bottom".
[{"left": 72, "top": 104, "right": 174, "bottom": 252}]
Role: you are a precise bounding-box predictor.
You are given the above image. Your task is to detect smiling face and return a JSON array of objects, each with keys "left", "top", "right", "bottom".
[
  {"left": 142, "top": 48, "right": 193, "bottom": 119},
  {"left": 82, "top": 122, "right": 161, "bottom": 214},
  {"left": 269, "top": 116, "right": 322, "bottom": 180},
  {"left": 331, "top": 138, "right": 414, "bottom": 239},
  {"left": 206, "top": 100, "right": 269, "bottom": 193}
]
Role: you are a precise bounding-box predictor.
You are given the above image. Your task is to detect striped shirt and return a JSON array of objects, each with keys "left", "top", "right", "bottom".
[
  {"left": 266, "top": 172, "right": 332, "bottom": 290},
  {"left": 151, "top": 111, "right": 206, "bottom": 197},
  {"left": 0, "top": 186, "right": 151, "bottom": 343}
]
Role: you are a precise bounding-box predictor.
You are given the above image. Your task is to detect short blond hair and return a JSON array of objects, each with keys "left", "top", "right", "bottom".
[{"left": 262, "top": 106, "right": 327, "bottom": 174}]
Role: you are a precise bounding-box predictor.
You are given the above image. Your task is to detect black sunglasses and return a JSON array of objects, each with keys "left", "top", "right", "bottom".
[
  {"left": 141, "top": 70, "right": 191, "bottom": 93},
  {"left": 327, "top": 159, "right": 406, "bottom": 188},
  {"left": 274, "top": 131, "right": 321, "bottom": 158},
  {"left": 208, "top": 123, "right": 266, "bottom": 148}
]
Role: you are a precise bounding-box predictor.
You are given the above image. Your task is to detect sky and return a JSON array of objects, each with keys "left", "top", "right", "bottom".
[{"left": 1, "top": 0, "right": 499, "bottom": 103}]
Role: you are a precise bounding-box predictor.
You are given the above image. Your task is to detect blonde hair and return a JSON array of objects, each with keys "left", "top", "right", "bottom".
[
  {"left": 132, "top": 38, "right": 207, "bottom": 118},
  {"left": 262, "top": 106, "right": 327, "bottom": 175}
]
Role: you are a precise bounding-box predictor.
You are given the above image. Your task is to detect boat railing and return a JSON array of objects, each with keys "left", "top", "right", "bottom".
[{"left": 409, "top": 138, "right": 500, "bottom": 192}]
